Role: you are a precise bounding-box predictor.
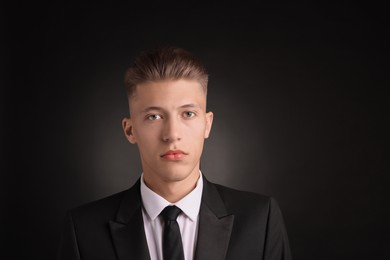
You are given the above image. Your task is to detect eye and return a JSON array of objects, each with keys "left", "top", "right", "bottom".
[
  {"left": 183, "top": 111, "right": 196, "bottom": 118},
  {"left": 146, "top": 114, "right": 162, "bottom": 120}
]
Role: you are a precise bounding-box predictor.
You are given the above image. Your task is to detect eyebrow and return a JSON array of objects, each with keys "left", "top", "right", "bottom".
[
  {"left": 141, "top": 104, "right": 201, "bottom": 113},
  {"left": 180, "top": 104, "right": 200, "bottom": 109}
]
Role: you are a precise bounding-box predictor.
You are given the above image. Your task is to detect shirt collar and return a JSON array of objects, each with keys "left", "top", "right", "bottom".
[{"left": 140, "top": 171, "right": 203, "bottom": 222}]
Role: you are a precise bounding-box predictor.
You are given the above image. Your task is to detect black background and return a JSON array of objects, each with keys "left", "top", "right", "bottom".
[{"left": 2, "top": 2, "right": 389, "bottom": 259}]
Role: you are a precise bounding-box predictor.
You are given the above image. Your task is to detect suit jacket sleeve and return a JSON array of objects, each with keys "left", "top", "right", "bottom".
[
  {"left": 57, "top": 211, "right": 81, "bottom": 260},
  {"left": 264, "top": 197, "right": 292, "bottom": 260}
]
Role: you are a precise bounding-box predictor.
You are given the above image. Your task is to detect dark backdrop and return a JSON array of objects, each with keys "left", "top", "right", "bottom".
[{"left": 2, "top": 2, "right": 389, "bottom": 260}]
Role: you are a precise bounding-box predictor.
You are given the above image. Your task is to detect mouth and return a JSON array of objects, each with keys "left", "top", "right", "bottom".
[{"left": 160, "top": 150, "right": 188, "bottom": 160}]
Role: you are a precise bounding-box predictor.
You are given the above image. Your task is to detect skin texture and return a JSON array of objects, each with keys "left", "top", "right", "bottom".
[{"left": 122, "top": 79, "right": 213, "bottom": 203}]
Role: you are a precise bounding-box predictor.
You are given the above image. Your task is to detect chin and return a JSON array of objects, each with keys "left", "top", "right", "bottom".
[{"left": 160, "top": 165, "right": 198, "bottom": 182}]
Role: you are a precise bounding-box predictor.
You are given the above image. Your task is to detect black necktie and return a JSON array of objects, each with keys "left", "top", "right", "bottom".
[{"left": 160, "top": 205, "right": 185, "bottom": 260}]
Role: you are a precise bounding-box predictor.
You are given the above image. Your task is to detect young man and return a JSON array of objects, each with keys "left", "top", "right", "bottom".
[{"left": 57, "top": 47, "right": 292, "bottom": 260}]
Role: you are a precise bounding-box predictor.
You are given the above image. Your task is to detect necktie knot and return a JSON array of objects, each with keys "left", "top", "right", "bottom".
[{"left": 161, "top": 205, "right": 182, "bottom": 221}]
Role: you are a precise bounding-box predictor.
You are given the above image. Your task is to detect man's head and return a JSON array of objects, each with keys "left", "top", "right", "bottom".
[
  {"left": 122, "top": 46, "right": 213, "bottom": 200},
  {"left": 124, "top": 46, "right": 209, "bottom": 101}
]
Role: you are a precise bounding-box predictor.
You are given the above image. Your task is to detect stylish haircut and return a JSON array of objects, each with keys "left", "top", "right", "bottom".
[{"left": 124, "top": 46, "right": 209, "bottom": 99}]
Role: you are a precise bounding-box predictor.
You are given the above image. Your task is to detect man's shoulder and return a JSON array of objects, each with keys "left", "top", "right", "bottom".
[
  {"left": 68, "top": 187, "right": 133, "bottom": 223},
  {"left": 73, "top": 189, "right": 126, "bottom": 211},
  {"left": 214, "top": 182, "right": 270, "bottom": 201},
  {"left": 206, "top": 180, "right": 274, "bottom": 212},
  {"left": 70, "top": 179, "right": 141, "bottom": 216}
]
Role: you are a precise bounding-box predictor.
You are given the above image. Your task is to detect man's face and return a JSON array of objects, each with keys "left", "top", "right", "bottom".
[{"left": 122, "top": 79, "right": 213, "bottom": 188}]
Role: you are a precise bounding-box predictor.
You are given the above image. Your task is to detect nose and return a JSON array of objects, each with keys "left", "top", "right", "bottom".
[{"left": 162, "top": 117, "right": 182, "bottom": 143}]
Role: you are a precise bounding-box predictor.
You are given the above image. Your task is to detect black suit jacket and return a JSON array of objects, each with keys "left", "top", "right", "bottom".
[{"left": 57, "top": 175, "right": 292, "bottom": 260}]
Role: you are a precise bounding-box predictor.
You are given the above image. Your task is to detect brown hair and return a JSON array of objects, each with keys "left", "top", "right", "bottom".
[{"left": 124, "top": 46, "right": 209, "bottom": 98}]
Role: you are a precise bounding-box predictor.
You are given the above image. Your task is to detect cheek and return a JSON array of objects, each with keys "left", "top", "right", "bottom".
[
  {"left": 185, "top": 125, "right": 204, "bottom": 140},
  {"left": 133, "top": 126, "right": 158, "bottom": 148},
  {"left": 191, "top": 125, "right": 207, "bottom": 146},
  {"left": 197, "top": 122, "right": 209, "bottom": 138},
  {"left": 136, "top": 137, "right": 157, "bottom": 159},
  {"left": 134, "top": 122, "right": 159, "bottom": 138}
]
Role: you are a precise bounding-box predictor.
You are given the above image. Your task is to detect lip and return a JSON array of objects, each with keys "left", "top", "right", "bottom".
[{"left": 161, "top": 150, "right": 188, "bottom": 160}]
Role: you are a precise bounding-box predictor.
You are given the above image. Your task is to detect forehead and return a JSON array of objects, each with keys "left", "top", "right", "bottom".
[{"left": 129, "top": 79, "right": 206, "bottom": 109}]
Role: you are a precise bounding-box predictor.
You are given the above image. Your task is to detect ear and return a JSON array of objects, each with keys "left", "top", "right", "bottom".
[
  {"left": 122, "top": 117, "right": 137, "bottom": 144},
  {"left": 204, "top": 111, "right": 214, "bottom": 139}
]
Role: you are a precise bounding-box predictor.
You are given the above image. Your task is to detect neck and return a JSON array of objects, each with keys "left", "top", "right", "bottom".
[{"left": 143, "top": 168, "right": 200, "bottom": 203}]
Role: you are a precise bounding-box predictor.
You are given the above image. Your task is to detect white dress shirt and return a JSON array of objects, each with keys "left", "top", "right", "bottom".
[{"left": 140, "top": 172, "right": 203, "bottom": 260}]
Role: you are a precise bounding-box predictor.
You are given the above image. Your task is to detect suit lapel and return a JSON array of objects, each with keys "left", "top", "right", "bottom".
[
  {"left": 194, "top": 177, "right": 234, "bottom": 260},
  {"left": 109, "top": 180, "right": 151, "bottom": 260},
  {"left": 108, "top": 176, "right": 233, "bottom": 260}
]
